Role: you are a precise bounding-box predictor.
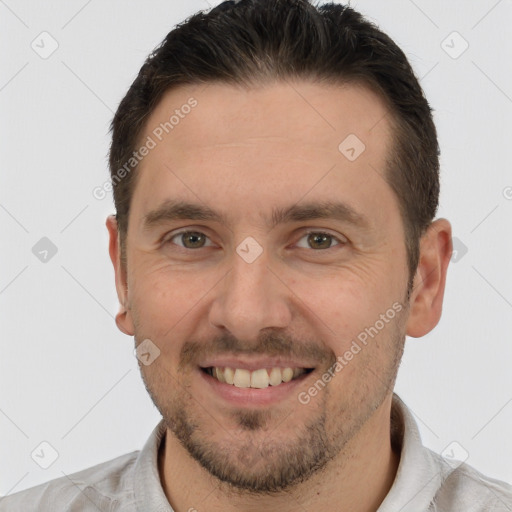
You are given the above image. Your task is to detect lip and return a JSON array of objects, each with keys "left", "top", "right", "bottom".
[
  {"left": 198, "top": 366, "right": 315, "bottom": 406},
  {"left": 198, "top": 356, "right": 316, "bottom": 372}
]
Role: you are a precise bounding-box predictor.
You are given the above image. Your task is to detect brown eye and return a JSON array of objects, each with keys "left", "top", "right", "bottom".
[
  {"left": 167, "top": 230, "right": 212, "bottom": 249},
  {"left": 295, "top": 231, "right": 345, "bottom": 250}
]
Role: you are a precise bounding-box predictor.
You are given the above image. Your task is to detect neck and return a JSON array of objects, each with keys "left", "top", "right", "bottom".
[{"left": 159, "top": 394, "right": 400, "bottom": 512}]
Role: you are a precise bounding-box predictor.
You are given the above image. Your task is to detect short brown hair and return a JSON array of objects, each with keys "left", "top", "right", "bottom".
[{"left": 109, "top": 0, "right": 440, "bottom": 289}]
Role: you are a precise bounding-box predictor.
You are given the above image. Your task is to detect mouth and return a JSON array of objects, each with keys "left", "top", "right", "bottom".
[{"left": 200, "top": 366, "right": 315, "bottom": 389}]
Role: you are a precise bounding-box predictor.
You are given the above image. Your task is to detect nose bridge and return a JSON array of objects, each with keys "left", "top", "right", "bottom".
[{"left": 209, "top": 242, "right": 291, "bottom": 339}]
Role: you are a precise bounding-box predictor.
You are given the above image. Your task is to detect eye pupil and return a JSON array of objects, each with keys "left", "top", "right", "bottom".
[
  {"left": 183, "top": 231, "right": 205, "bottom": 248},
  {"left": 308, "top": 233, "right": 331, "bottom": 249}
]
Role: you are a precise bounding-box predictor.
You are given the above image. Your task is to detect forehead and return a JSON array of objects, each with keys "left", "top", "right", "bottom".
[
  {"left": 142, "top": 80, "right": 391, "bottom": 148},
  {"left": 130, "top": 80, "right": 397, "bottom": 231}
]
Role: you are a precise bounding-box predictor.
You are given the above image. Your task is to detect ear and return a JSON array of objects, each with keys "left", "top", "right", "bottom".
[
  {"left": 406, "top": 218, "right": 452, "bottom": 338},
  {"left": 106, "top": 215, "right": 135, "bottom": 336}
]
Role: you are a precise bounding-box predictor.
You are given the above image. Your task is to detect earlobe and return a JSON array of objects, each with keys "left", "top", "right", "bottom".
[
  {"left": 115, "top": 306, "right": 135, "bottom": 336},
  {"left": 106, "top": 215, "right": 135, "bottom": 336},
  {"left": 406, "top": 218, "right": 452, "bottom": 338}
]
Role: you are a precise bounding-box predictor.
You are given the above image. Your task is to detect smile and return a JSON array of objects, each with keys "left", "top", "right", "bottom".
[{"left": 201, "top": 366, "right": 314, "bottom": 389}]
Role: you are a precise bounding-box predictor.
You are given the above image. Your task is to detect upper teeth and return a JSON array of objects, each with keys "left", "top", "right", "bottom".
[{"left": 210, "top": 367, "right": 306, "bottom": 388}]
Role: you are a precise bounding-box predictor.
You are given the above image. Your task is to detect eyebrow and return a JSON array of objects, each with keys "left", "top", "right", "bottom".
[{"left": 142, "top": 199, "right": 371, "bottom": 232}]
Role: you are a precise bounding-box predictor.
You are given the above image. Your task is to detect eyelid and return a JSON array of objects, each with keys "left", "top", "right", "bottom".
[
  {"left": 162, "top": 227, "right": 348, "bottom": 250},
  {"left": 162, "top": 227, "right": 216, "bottom": 248},
  {"left": 295, "top": 228, "right": 348, "bottom": 247}
]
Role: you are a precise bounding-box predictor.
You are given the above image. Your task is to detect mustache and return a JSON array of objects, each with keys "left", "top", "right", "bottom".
[{"left": 178, "top": 330, "right": 336, "bottom": 371}]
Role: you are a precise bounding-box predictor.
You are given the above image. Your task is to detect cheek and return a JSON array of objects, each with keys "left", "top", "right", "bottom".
[
  {"left": 289, "top": 263, "right": 392, "bottom": 329},
  {"left": 287, "top": 262, "right": 405, "bottom": 384},
  {"left": 128, "top": 260, "right": 205, "bottom": 341}
]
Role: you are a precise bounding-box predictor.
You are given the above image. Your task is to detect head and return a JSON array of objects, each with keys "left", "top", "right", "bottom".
[{"left": 106, "top": 0, "right": 451, "bottom": 495}]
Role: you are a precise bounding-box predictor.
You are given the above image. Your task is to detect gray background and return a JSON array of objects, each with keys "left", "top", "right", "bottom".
[{"left": 1, "top": 0, "right": 511, "bottom": 495}]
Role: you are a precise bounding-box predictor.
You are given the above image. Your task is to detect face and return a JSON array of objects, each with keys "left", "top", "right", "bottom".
[{"left": 110, "top": 80, "right": 416, "bottom": 493}]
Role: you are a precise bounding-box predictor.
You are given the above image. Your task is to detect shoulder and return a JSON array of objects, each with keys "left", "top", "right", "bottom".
[
  {"left": 0, "top": 450, "right": 139, "bottom": 512},
  {"left": 429, "top": 449, "right": 512, "bottom": 511}
]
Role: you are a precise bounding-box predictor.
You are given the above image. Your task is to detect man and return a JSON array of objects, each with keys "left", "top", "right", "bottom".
[{"left": 2, "top": 0, "right": 511, "bottom": 510}]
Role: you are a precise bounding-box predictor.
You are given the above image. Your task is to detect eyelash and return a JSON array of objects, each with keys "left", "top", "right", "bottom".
[{"left": 162, "top": 229, "right": 347, "bottom": 252}]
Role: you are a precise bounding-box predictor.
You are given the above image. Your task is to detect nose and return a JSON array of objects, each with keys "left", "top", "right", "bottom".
[{"left": 208, "top": 245, "right": 292, "bottom": 343}]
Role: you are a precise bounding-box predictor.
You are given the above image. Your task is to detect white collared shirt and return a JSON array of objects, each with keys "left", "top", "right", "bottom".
[{"left": 1, "top": 393, "right": 511, "bottom": 511}]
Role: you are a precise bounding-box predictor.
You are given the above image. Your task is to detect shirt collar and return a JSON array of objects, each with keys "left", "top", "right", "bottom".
[
  {"left": 133, "top": 418, "right": 172, "bottom": 512},
  {"left": 378, "top": 393, "right": 447, "bottom": 511}
]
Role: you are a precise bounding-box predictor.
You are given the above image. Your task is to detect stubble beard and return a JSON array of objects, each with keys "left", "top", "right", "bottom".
[{"left": 135, "top": 296, "right": 408, "bottom": 495}]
